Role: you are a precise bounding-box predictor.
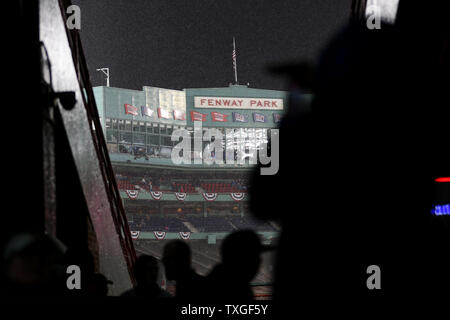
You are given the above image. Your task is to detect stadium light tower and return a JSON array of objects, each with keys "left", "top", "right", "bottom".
[{"left": 96, "top": 67, "right": 110, "bottom": 87}]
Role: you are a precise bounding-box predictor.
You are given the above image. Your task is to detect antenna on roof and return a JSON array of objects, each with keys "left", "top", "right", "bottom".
[{"left": 96, "top": 67, "right": 110, "bottom": 87}]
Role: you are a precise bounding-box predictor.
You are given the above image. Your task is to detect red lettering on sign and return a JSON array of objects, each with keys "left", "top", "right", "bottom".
[
  {"left": 215, "top": 99, "right": 222, "bottom": 106},
  {"left": 264, "top": 101, "right": 270, "bottom": 107},
  {"left": 272, "top": 101, "right": 278, "bottom": 107},
  {"left": 250, "top": 100, "right": 256, "bottom": 106},
  {"left": 231, "top": 100, "right": 238, "bottom": 106},
  {"left": 223, "top": 100, "right": 230, "bottom": 106},
  {"left": 208, "top": 99, "right": 214, "bottom": 106},
  {"left": 200, "top": 99, "right": 206, "bottom": 105},
  {"left": 238, "top": 100, "right": 243, "bottom": 106}
]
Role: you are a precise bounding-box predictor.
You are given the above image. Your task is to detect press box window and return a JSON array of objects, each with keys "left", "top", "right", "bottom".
[
  {"left": 119, "top": 132, "right": 132, "bottom": 144},
  {"left": 146, "top": 122, "right": 153, "bottom": 133},
  {"left": 118, "top": 119, "right": 125, "bottom": 131},
  {"left": 106, "top": 129, "right": 117, "bottom": 143},
  {"left": 111, "top": 119, "right": 118, "bottom": 130},
  {"left": 133, "top": 133, "right": 146, "bottom": 145},
  {"left": 125, "top": 120, "right": 132, "bottom": 131},
  {"left": 140, "top": 122, "right": 146, "bottom": 132},
  {"left": 132, "top": 121, "right": 140, "bottom": 132},
  {"left": 153, "top": 123, "right": 160, "bottom": 134}
]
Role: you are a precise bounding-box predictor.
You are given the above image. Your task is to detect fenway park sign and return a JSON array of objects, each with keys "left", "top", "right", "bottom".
[{"left": 194, "top": 97, "right": 283, "bottom": 110}]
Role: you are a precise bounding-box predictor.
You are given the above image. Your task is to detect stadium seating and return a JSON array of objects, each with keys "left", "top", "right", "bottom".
[
  {"left": 201, "top": 183, "right": 237, "bottom": 193},
  {"left": 229, "top": 217, "right": 276, "bottom": 232},
  {"left": 116, "top": 179, "right": 136, "bottom": 190},
  {"left": 117, "top": 172, "right": 274, "bottom": 233},
  {"left": 115, "top": 173, "right": 249, "bottom": 194},
  {"left": 128, "top": 214, "right": 279, "bottom": 232},
  {"left": 129, "top": 216, "right": 189, "bottom": 232},
  {"left": 174, "top": 183, "right": 196, "bottom": 193},
  {"left": 187, "top": 216, "right": 235, "bottom": 232}
]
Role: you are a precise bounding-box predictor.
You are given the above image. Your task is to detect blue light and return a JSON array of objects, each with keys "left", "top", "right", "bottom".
[{"left": 432, "top": 204, "right": 450, "bottom": 216}]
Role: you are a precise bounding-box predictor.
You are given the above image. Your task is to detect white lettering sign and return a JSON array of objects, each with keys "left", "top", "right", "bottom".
[{"left": 194, "top": 97, "right": 283, "bottom": 110}]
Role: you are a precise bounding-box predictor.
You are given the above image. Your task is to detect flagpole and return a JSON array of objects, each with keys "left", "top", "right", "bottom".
[{"left": 233, "top": 37, "right": 238, "bottom": 85}]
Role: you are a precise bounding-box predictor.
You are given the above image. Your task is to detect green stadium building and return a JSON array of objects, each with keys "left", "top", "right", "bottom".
[{"left": 93, "top": 84, "right": 290, "bottom": 244}]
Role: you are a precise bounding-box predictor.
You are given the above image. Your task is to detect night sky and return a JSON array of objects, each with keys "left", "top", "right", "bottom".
[{"left": 73, "top": 0, "right": 351, "bottom": 91}]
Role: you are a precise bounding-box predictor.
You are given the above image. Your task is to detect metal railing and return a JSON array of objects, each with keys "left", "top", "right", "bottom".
[{"left": 57, "top": 0, "right": 137, "bottom": 285}]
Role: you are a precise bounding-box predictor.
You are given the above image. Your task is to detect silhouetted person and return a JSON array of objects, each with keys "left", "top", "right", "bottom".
[
  {"left": 85, "top": 273, "right": 113, "bottom": 297},
  {"left": 162, "top": 240, "right": 204, "bottom": 300},
  {"left": 251, "top": 1, "right": 450, "bottom": 315},
  {"left": 121, "top": 254, "right": 171, "bottom": 298},
  {"left": 2, "top": 233, "right": 64, "bottom": 297},
  {"left": 204, "top": 230, "right": 262, "bottom": 302}
]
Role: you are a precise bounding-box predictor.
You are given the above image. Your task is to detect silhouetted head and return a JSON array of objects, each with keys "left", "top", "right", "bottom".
[
  {"left": 134, "top": 254, "right": 159, "bottom": 286},
  {"left": 3, "top": 233, "right": 64, "bottom": 293},
  {"left": 86, "top": 273, "right": 113, "bottom": 296},
  {"left": 221, "top": 230, "right": 262, "bottom": 282},
  {"left": 162, "top": 240, "right": 191, "bottom": 281}
]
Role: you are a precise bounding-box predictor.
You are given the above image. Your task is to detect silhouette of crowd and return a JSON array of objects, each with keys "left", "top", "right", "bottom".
[
  {"left": 121, "top": 230, "right": 266, "bottom": 302},
  {"left": 1, "top": 233, "right": 114, "bottom": 297},
  {"left": 0, "top": 230, "right": 265, "bottom": 303}
]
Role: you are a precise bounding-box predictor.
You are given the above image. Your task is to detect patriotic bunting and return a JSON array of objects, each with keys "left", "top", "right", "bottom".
[
  {"left": 154, "top": 231, "right": 166, "bottom": 240},
  {"left": 130, "top": 231, "right": 140, "bottom": 239},
  {"left": 150, "top": 191, "right": 163, "bottom": 200},
  {"left": 126, "top": 190, "right": 139, "bottom": 199},
  {"left": 179, "top": 232, "right": 191, "bottom": 240},
  {"left": 202, "top": 193, "right": 218, "bottom": 201},
  {"left": 230, "top": 193, "right": 245, "bottom": 201},
  {"left": 175, "top": 192, "right": 187, "bottom": 201},
  {"left": 122, "top": 191, "right": 249, "bottom": 202}
]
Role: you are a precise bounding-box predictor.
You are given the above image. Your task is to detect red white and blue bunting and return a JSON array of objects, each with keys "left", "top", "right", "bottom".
[
  {"left": 126, "top": 190, "right": 139, "bottom": 200},
  {"left": 202, "top": 193, "right": 218, "bottom": 201},
  {"left": 175, "top": 192, "right": 187, "bottom": 201},
  {"left": 150, "top": 191, "right": 163, "bottom": 200},
  {"left": 230, "top": 193, "right": 245, "bottom": 201},
  {"left": 154, "top": 231, "right": 166, "bottom": 240},
  {"left": 179, "top": 232, "right": 191, "bottom": 240},
  {"left": 124, "top": 191, "right": 248, "bottom": 202},
  {"left": 130, "top": 231, "right": 140, "bottom": 239}
]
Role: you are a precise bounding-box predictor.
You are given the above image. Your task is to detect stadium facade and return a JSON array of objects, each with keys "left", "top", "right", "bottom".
[{"left": 93, "top": 84, "right": 293, "bottom": 243}]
